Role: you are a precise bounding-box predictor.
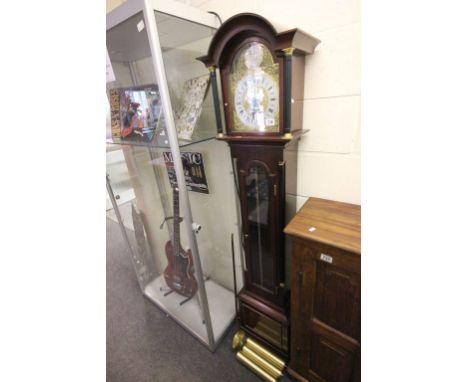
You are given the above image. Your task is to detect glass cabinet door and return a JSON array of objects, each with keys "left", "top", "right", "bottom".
[
  {"left": 246, "top": 163, "right": 274, "bottom": 290},
  {"left": 240, "top": 160, "right": 278, "bottom": 299}
]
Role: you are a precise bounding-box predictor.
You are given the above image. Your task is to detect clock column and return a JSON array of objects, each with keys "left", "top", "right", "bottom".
[
  {"left": 208, "top": 65, "right": 224, "bottom": 137},
  {"left": 282, "top": 47, "right": 294, "bottom": 138}
]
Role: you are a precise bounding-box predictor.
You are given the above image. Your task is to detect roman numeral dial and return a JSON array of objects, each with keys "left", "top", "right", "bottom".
[
  {"left": 234, "top": 74, "right": 278, "bottom": 131},
  {"left": 228, "top": 42, "right": 280, "bottom": 133}
]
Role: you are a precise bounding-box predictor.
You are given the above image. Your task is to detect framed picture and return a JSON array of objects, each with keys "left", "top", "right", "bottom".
[
  {"left": 174, "top": 74, "right": 210, "bottom": 141},
  {"left": 109, "top": 84, "right": 162, "bottom": 143}
]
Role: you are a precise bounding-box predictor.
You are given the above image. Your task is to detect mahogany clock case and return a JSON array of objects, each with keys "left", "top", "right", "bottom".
[{"left": 198, "top": 13, "right": 320, "bottom": 359}]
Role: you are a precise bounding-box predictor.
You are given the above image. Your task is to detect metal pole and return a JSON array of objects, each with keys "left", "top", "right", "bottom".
[
  {"left": 142, "top": 0, "right": 216, "bottom": 350},
  {"left": 148, "top": 148, "right": 173, "bottom": 241},
  {"left": 231, "top": 233, "right": 239, "bottom": 318}
]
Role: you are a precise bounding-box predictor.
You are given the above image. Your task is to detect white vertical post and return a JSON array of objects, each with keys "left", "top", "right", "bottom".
[{"left": 141, "top": 0, "right": 215, "bottom": 350}]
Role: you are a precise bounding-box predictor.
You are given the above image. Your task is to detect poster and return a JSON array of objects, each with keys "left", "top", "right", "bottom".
[{"left": 163, "top": 152, "right": 209, "bottom": 194}]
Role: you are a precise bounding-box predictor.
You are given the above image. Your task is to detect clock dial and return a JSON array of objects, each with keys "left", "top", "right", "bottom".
[{"left": 229, "top": 42, "right": 280, "bottom": 133}]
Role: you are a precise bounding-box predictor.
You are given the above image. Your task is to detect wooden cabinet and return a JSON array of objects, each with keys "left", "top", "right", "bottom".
[{"left": 284, "top": 198, "right": 361, "bottom": 382}]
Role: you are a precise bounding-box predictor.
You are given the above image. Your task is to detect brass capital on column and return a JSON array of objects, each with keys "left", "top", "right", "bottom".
[
  {"left": 208, "top": 66, "right": 217, "bottom": 72},
  {"left": 282, "top": 47, "right": 295, "bottom": 56}
]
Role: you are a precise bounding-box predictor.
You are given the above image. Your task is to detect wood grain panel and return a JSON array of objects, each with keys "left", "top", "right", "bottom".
[
  {"left": 284, "top": 197, "right": 360, "bottom": 254},
  {"left": 314, "top": 263, "right": 360, "bottom": 339}
]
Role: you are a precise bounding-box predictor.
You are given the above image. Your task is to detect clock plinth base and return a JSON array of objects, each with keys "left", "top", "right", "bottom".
[{"left": 238, "top": 289, "right": 290, "bottom": 360}]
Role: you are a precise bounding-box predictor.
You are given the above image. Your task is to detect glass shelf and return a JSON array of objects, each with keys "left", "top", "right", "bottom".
[{"left": 106, "top": 135, "right": 216, "bottom": 149}]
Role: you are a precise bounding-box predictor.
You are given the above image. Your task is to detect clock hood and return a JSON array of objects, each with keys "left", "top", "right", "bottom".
[{"left": 197, "top": 13, "right": 320, "bottom": 68}]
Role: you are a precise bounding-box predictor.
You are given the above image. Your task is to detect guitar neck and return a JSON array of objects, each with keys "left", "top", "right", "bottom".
[{"left": 173, "top": 187, "right": 180, "bottom": 257}]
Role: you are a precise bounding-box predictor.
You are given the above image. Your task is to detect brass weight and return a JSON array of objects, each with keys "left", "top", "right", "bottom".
[{"left": 232, "top": 330, "right": 285, "bottom": 382}]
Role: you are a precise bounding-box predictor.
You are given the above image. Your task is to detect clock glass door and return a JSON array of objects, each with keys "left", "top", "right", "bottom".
[
  {"left": 229, "top": 42, "right": 280, "bottom": 133},
  {"left": 245, "top": 163, "right": 275, "bottom": 293}
]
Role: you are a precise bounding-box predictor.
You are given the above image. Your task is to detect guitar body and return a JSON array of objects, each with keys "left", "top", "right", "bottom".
[{"left": 163, "top": 240, "right": 198, "bottom": 298}]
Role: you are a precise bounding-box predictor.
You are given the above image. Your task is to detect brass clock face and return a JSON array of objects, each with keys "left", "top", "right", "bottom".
[{"left": 229, "top": 42, "right": 280, "bottom": 133}]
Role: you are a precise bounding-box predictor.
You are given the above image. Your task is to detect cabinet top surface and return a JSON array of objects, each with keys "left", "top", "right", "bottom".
[{"left": 284, "top": 197, "right": 361, "bottom": 254}]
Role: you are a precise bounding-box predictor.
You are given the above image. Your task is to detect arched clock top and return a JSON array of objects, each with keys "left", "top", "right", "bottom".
[
  {"left": 245, "top": 159, "right": 274, "bottom": 175},
  {"left": 197, "top": 13, "right": 277, "bottom": 68},
  {"left": 197, "top": 13, "right": 321, "bottom": 68}
]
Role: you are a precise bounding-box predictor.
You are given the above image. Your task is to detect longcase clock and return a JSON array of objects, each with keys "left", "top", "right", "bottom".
[{"left": 198, "top": 13, "right": 320, "bottom": 359}]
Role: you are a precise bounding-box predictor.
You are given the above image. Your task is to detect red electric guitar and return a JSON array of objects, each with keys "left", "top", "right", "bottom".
[{"left": 163, "top": 186, "right": 198, "bottom": 299}]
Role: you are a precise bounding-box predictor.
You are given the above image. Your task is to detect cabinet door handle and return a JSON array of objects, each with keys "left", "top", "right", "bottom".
[{"left": 273, "top": 184, "right": 277, "bottom": 196}]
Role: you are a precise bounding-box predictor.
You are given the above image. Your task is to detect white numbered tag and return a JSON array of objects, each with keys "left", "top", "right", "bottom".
[{"left": 320, "top": 253, "right": 333, "bottom": 264}]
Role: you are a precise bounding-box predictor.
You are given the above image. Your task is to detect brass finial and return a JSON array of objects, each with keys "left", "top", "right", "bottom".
[
  {"left": 232, "top": 330, "right": 246, "bottom": 350},
  {"left": 282, "top": 47, "right": 295, "bottom": 56}
]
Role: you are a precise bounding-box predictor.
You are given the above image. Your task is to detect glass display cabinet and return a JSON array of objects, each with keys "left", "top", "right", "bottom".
[{"left": 106, "top": 0, "right": 243, "bottom": 351}]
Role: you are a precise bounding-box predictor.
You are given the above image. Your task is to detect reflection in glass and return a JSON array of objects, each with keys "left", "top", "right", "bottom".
[{"left": 246, "top": 164, "right": 274, "bottom": 290}]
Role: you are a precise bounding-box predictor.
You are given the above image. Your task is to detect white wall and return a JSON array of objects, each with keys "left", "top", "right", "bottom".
[{"left": 108, "top": 0, "right": 361, "bottom": 207}]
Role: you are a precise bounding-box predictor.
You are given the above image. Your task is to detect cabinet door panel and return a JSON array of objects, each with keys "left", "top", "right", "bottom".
[
  {"left": 290, "top": 240, "right": 316, "bottom": 372},
  {"left": 314, "top": 263, "right": 360, "bottom": 339},
  {"left": 307, "top": 320, "right": 358, "bottom": 382},
  {"left": 292, "top": 240, "right": 361, "bottom": 381}
]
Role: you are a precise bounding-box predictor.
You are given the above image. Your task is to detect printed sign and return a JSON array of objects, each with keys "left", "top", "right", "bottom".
[{"left": 163, "top": 152, "right": 209, "bottom": 194}]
